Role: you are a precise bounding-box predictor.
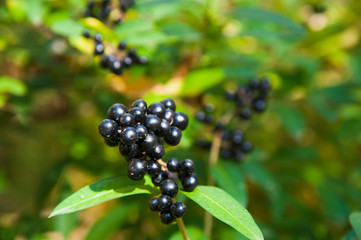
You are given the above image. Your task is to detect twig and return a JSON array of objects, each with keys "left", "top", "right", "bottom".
[
  {"left": 204, "top": 108, "right": 234, "bottom": 238},
  {"left": 177, "top": 218, "right": 190, "bottom": 240}
]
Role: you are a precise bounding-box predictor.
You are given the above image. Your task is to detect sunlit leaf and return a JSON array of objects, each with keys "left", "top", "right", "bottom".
[
  {"left": 181, "top": 68, "right": 224, "bottom": 96},
  {"left": 182, "top": 186, "right": 263, "bottom": 240},
  {"left": 0, "top": 76, "right": 27, "bottom": 96},
  {"left": 49, "top": 176, "right": 158, "bottom": 218}
]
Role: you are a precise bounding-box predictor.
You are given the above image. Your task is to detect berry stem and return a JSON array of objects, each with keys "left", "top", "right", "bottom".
[
  {"left": 176, "top": 217, "right": 190, "bottom": 240},
  {"left": 204, "top": 108, "right": 234, "bottom": 237}
]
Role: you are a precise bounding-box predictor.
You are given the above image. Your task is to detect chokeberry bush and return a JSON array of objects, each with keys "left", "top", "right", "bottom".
[{"left": 1, "top": 0, "right": 361, "bottom": 240}]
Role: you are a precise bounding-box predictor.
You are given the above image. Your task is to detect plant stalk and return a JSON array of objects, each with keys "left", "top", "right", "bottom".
[{"left": 177, "top": 218, "right": 190, "bottom": 240}]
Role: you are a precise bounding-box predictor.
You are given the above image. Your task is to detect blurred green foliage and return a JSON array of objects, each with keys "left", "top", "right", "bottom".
[{"left": 0, "top": 0, "right": 361, "bottom": 239}]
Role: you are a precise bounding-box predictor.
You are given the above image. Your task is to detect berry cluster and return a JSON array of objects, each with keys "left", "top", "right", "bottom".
[
  {"left": 196, "top": 77, "right": 271, "bottom": 163},
  {"left": 197, "top": 129, "right": 252, "bottom": 163},
  {"left": 225, "top": 77, "right": 271, "bottom": 119},
  {"left": 149, "top": 157, "right": 198, "bottom": 224},
  {"left": 98, "top": 99, "right": 198, "bottom": 224},
  {"left": 82, "top": 32, "right": 148, "bottom": 75},
  {"left": 84, "top": 0, "right": 135, "bottom": 26}
]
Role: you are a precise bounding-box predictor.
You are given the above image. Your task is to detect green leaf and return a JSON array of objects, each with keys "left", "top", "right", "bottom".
[
  {"left": 49, "top": 176, "right": 158, "bottom": 218},
  {"left": 211, "top": 161, "right": 248, "bottom": 206},
  {"left": 0, "top": 76, "right": 27, "bottom": 96},
  {"left": 181, "top": 68, "right": 224, "bottom": 96},
  {"left": 233, "top": 8, "right": 306, "bottom": 39},
  {"left": 350, "top": 212, "right": 361, "bottom": 238},
  {"left": 85, "top": 204, "right": 136, "bottom": 240},
  {"left": 182, "top": 186, "right": 263, "bottom": 240},
  {"left": 275, "top": 105, "right": 305, "bottom": 139},
  {"left": 24, "top": 0, "right": 45, "bottom": 25},
  {"left": 50, "top": 19, "right": 83, "bottom": 37}
]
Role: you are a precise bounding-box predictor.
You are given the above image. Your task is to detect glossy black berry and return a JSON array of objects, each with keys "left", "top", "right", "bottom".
[
  {"left": 252, "top": 98, "right": 266, "bottom": 112},
  {"left": 234, "top": 150, "right": 244, "bottom": 163},
  {"left": 98, "top": 119, "right": 118, "bottom": 138},
  {"left": 131, "top": 99, "right": 147, "bottom": 112},
  {"left": 147, "top": 102, "right": 166, "bottom": 118},
  {"left": 151, "top": 171, "right": 168, "bottom": 186},
  {"left": 138, "top": 56, "right": 148, "bottom": 65},
  {"left": 144, "top": 115, "right": 161, "bottom": 132},
  {"left": 107, "top": 103, "right": 128, "bottom": 123},
  {"left": 172, "top": 112, "right": 188, "bottom": 130},
  {"left": 149, "top": 144, "right": 165, "bottom": 160},
  {"left": 110, "top": 59, "right": 122, "bottom": 75},
  {"left": 180, "top": 159, "right": 194, "bottom": 174},
  {"left": 220, "top": 148, "right": 232, "bottom": 159},
  {"left": 163, "top": 109, "right": 175, "bottom": 123},
  {"left": 195, "top": 111, "right": 206, "bottom": 122},
  {"left": 129, "top": 107, "right": 145, "bottom": 123},
  {"left": 167, "top": 157, "right": 180, "bottom": 172},
  {"left": 100, "top": 55, "right": 109, "bottom": 68},
  {"left": 119, "top": 144, "right": 139, "bottom": 158},
  {"left": 155, "top": 119, "right": 170, "bottom": 137},
  {"left": 118, "top": 41, "right": 127, "bottom": 50},
  {"left": 120, "top": 127, "right": 138, "bottom": 145},
  {"left": 232, "top": 130, "right": 243, "bottom": 145},
  {"left": 82, "top": 31, "right": 91, "bottom": 38},
  {"left": 94, "top": 33, "right": 103, "bottom": 42},
  {"left": 119, "top": 113, "right": 136, "bottom": 127},
  {"left": 181, "top": 173, "right": 199, "bottom": 192},
  {"left": 164, "top": 127, "right": 182, "bottom": 146},
  {"left": 240, "top": 108, "right": 252, "bottom": 119},
  {"left": 248, "top": 77, "right": 260, "bottom": 89},
  {"left": 241, "top": 141, "right": 253, "bottom": 153},
  {"left": 94, "top": 42, "right": 104, "bottom": 55},
  {"left": 140, "top": 133, "right": 157, "bottom": 154},
  {"left": 127, "top": 158, "right": 147, "bottom": 180},
  {"left": 157, "top": 195, "right": 173, "bottom": 211},
  {"left": 160, "top": 179, "right": 178, "bottom": 198},
  {"left": 135, "top": 124, "right": 148, "bottom": 141},
  {"left": 160, "top": 211, "right": 175, "bottom": 225},
  {"left": 259, "top": 78, "right": 271, "bottom": 92},
  {"left": 170, "top": 202, "right": 187, "bottom": 218},
  {"left": 160, "top": 98, "right": 176, "bottom": 111},
  {"left": 123, "top": 56, "right": 133, "bottom": 67},
  {"left": 104, "top": 138, "right": 118, "bottom": 147},
  {"left": 149, "top": 198, "right": 159, "bottom": 212},
  {"left": 147, "top": 160, "right": 161, "bottom": 177},
  {"left": 196, "top": 138, "right": 211, "bottom": 149}
]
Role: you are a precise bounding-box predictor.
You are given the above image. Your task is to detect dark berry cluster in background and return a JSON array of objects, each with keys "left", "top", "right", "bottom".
[
  {"left": 98, "top": 99, "right": 199, "bottom": 224},
  {"left": 82, "top": 0, "right": 147, "bottom": 75},
  {"left": 82, "top": 32, "right": 148, "bottom": 75},
  {"left": 226, "top": 76, "right": 271, "bottom": 119},
  {"left": 84, "top": 0, "right": 135, "bottom": 27},
  {"left": 196, "top": 77, "right": 271, "bottom": 163}
]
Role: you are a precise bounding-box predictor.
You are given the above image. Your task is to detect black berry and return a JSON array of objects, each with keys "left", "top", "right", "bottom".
[
  {"left": 147, "top": 102, "right": 166, "bottom": 118},
  {"left": 160, "top": 98, "right": 176, "bottom": 111},
  {"left": 135, "top": 124, "right": 148, "bottom": 141},
  {"left": 140, "top": 132, "right": 157, "bottom": 154},
  {"left": 167, "top": 158, "right": 180, "bottom": 172},
  {"left": 151, "top": 171, "right": 168, "bottom": 186},
  {"left": 157, "top": 195, "right": 173, "bottom": 211},
  {"left": 172, "top": 112, "right": 188, "bottom": 130},
  {"left": 180, "top": 159, "right": 194, "bottom": 174},
  {"left": 144, "top": 115, "right": 161, "bottom": 132},
  {"left": 120, "top": 127, "right": 138, "bottom": 145},
  {"left": 181, "top": 173, "right": 199, "bottom": 192},
  {"left": 131, "top": 99, "right": 147, "bottom": 112},
  {"left": 107, "top": 103, "right": 128, "bottom": 122},
  {"left": 147, "top": 160, "right": 161, "bottom": 177},
  {"left": 149, "top": 144, "right": 165, "bottom": 160},
  {"left": 164, "top": 127, "right": 182, "bottom": 146},
  {"left": 160, "top": 179, "right": 178, "bottom": 198},
  {"left": 149, "top": 198, "right": 159, "bottom": 212},
  {"left": 170, "top": 202, "right": 187, "bottom": 218},
  {"left": 98, "top": 119, "right": 118, "bottom": 138},
  {"left": 160, "top": 211, "right": 175, "bottom": 224},
  {"left": 127, "top": 158, "right": 147, "bottom": 180}
]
